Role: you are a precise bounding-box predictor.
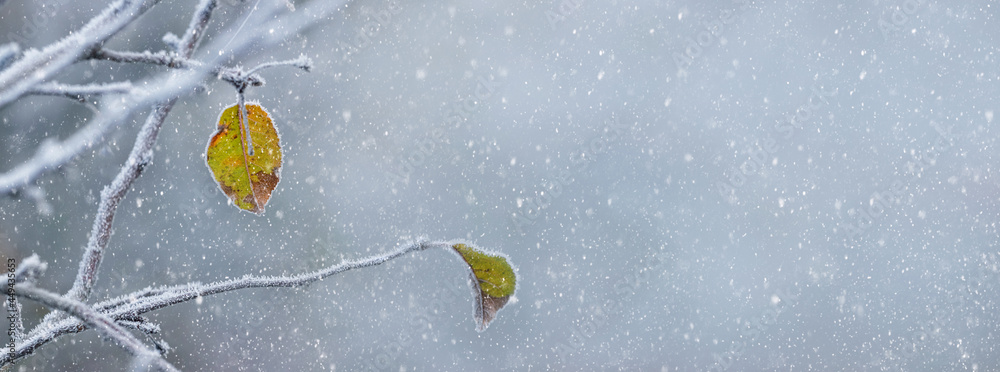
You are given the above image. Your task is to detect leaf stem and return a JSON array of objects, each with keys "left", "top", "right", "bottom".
[{"left": 237, "top": 88, "right": 255, "bottom": 156}]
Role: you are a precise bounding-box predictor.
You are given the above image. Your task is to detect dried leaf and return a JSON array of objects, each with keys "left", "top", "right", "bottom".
[
  {"left": 205, "top": 103, "right": 282, "bottom": 214},
  {"left": 451, "top": 243, "right": 517, "bottom": 332}
]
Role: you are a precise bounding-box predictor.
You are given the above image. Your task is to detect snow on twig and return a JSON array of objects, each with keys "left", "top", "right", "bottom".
[
  {"left": 63, "top": 0, "right": 221, "bottom": 305},
  {"left": 3, "top": 239, "right": 449, "bottom": 366},
  {"left": 89, "top": 49, "right": 201, "bottom": 69},
  {"left": 15, "top": 284, "right": 179, "bottom": 372},
  {"left": 0, "top": 0, "right": 161, "bottom": 109},
  {"left": 104, "top": 240, "right": 446, "bottom": 319},
  {"left": 61, "top": 103, "right": 175, "bottom": 303},
  {"left": 244, "top": 54, "right": 313, "bottom": 75},
  {"left": 117, "top": 319, "right": 161, "bottom": 336},
  {"left": 88, "top": 48, "right": 266, "bottom": 87},
  {"left": 0, "top": 106, "right": 128, "bottom": 195},
  {"left": 27, "top": 81, "right": 133, "bottom": 101}
]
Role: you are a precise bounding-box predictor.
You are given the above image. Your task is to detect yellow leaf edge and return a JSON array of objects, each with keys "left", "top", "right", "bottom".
[{"left": 446, "top": 240, "right": 519, "bottom": 332}]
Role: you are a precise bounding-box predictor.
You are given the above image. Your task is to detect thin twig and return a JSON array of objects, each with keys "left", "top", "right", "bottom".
[
  {"left": 62, "top": 103, "right": 175, "bottom": 303},
  {"left": 0, "top": 0, "right": 161, "bottom": 109},
  {"left": 88, "top": 49, "right": 201, "bottom": 69},
  {"left": 118, "top": 319, "right": 161, "bottom": 336},
  {"left": 4, "top": 240, "right": 448, "bottom": 366},
  {"left": 244, "top": 54, "right": 313, "bottom": 75},
  {"left": 0, "top": 108, "right": 130, "bottom": 195},
  {"left": 90, "top": 49, "right": 266, "bottom": 87},
  {"left": 95, "top": 287, "right": 166, "bottom": 312},
  {"left": 15, "top": 284, "right": 179, "bottom": 372},
  {"left": 178, "top": 0, "right": 217, "bottom": 53},
  {"left": 27, "top": 81, "right": 133, "bottom": 101},
  {"left": 106, "top": 240, "right": 445, "bottom": 317}
]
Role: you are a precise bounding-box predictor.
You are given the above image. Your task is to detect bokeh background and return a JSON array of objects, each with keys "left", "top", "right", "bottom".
[{"left": 1, "top": 0, "right": 998, "bottom": 370}]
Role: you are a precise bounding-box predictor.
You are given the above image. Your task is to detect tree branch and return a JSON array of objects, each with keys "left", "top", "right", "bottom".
[
  {"left": 64, "top": 0, "right": 219, "bottom": 304},
  {"left": 88, "top": 49, "right": 201, "bottom": 69},
  {"left": 15, "top": 284, "right": 179, "bottom": 372},
  {"left": 3, "top": 239, "right": 449, "bottom": 366},
  {"left": 104, "top": 240, "right": 447, "bottom": 317},
  {"left": 244, "top": 54, "right": 313, "bottom": 75},
  {"left": 61, "top": 102, "right": 174, "bottom": 303},
  {"left": 0, "top": 108, "right": 131, "bottom": 195},
  {"left": 27, "top": 81, "right": 133, "bottom": 102},
  {"left": 0, "top": 0, "right": 162, "bottom": 109},
  {"left": 88, "top": 49, "right": 269, "bottom": 88}
]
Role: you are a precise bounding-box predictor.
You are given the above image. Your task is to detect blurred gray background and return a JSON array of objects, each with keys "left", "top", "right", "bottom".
[{"left": 1, "top": 0, "right": 998, "bottom": 370}]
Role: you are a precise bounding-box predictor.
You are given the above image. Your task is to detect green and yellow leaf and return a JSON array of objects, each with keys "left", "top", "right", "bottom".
[
  {"left": 206, "top": 103, "right": 282, "bottom": 215},
  {"left": 451, "top": 242, "right": 517, "bottom": 332}
]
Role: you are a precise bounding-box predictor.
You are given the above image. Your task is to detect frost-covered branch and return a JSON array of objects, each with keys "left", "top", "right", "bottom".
[
  {"left": 27, "top": 81, "right": 133, "bottom": 102},
  {"left": 176, "top": 0, "right": 216, "bottom": 54},
  {"left": 0, "top": 111, "right": 125, "bottom": 195},
  {"left": 15, "top": 284, "right": 179, "bottom": 372},
  {"left": 64, "top": 0, "right": 219, "bottom": 304},
  {"left": 103, "top": 240, "right": 449, "bottom": 316},
  {"left": 88, "top": 49, "right": 268, "bottom": 86},
  {"left": 3, "top": 239, "right": 449, "bottom": 366},
  {"left": 88, "top": 49, "right": 200, "bottom": 69},
  {"left": 0, "top": 0, "right": 161, "bottom": 109},
  {"left": 218, "top": 54, "right": 312, "bottom": 90},
  {"left": 245, "top": 54, "right": 313, "bottom": 75},
  {"left": 117, "top": 319, "right": 161, "bottom": 337},
  {"left": 62, "top": 102, "right": 175, "bottom": 303}
]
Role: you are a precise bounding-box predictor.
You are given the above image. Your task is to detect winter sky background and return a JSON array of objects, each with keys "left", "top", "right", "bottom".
[{"left": 1, "top": 0, "right": 998, "bottom": 370}]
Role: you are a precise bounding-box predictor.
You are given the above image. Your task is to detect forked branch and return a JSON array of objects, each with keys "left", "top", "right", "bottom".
[
  {"left": 3, "top": 240, "right": 447, "bottom": 366},
  {"left": 15, "top": 284, "right": 179, "bottom": 372}
]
